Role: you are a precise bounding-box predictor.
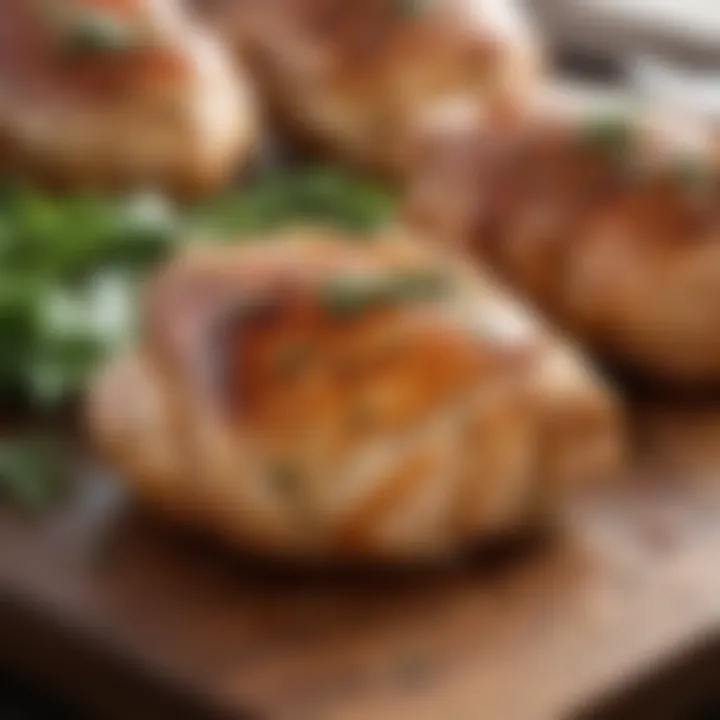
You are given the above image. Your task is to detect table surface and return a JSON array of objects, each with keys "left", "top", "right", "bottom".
[{"left": 1, "top": 405, "right": 720, "bottom": 720}]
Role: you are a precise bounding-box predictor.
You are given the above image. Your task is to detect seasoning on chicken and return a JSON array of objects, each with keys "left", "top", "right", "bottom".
[
  {"left": 194, "top": 0, "right": 540, "bottom": 176},
  {"left": 0, "top": 0, "right": 258, "bottom": 197},
  {"left": 406, "top": 85, "right": 720, "bottom": 385},
  {"left": 89, "top": 228, "right": 621, "bottom": 560}
]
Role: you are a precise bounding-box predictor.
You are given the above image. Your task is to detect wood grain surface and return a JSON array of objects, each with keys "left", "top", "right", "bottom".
[{"left": 1, "top": 405, "right": 720, "bottom": 720}]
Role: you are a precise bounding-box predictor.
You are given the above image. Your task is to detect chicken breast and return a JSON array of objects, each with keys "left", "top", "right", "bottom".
[
  {"left": 194, "top": 0, "right": 540, "bottom": 176},
  {"left": 89, "top": 228, "right": 621, "bottom": 561},
  {"left": 405, "top": 85, "right": 720, "bottom": 385},
  {"left": 0, "top": 0, "right": 257, "bottom": 197}
]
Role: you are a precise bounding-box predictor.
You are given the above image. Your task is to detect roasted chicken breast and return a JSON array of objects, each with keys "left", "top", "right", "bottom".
[
  {"left": 194, "top": 0, "right": 540, "bottom": 176},
  {"left": 0, "top": 0, "right": 257, "bottom": 197},
  {"left": 90, "top": 229, "right": 621, "bottom": 560},
  {"left": 406, "top": 86, "right": 720, "bottom": 385}
]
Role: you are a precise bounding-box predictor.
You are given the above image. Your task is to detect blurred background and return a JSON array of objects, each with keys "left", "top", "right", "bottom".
[{"left": 528, "top": 0, "right": 720, "bottom": 112}]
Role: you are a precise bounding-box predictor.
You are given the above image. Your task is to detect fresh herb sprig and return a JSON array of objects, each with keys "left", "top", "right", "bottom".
[
  {"left": 578, "top": 116, "right": 635, "bottom": 162},
  {"left": 321, "top": 271, "right": 450, "bottom": 320},
  {"left": 0, "top": 167, "right": 395, "bottom": 408},
  {"left": 189, "top": 167, "right": 395, "bottom": 236},
  {"left": 0, "top": 167, "right": 395, "bottom": 512},
  {"left": 0, "top": 186, "right": 176, "bottom": 406},
  {"left": 63, "top": 10, "right": 141, "bottom": 56}
]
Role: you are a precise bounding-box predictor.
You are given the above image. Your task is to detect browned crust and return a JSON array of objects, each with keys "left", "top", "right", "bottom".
[
  {"left": 194, "top": 0, "right": 541, "bottom": 177},
  {"left": 405, "top": 86, "right": 720, "bottom": 384},
  {"left": 89, "top": 229, "right": 622, "bottom": 561},
  {"left": 0, "top": 0, "right": 258, "bottom": 198}
]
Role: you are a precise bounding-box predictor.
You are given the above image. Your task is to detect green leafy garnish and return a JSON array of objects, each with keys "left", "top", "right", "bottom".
[
  {"left": 0, "top": 437, "right": 71, "bottom": 512},
  {"left": 578, "top": 116, "right": 635, "bottom": 160},
  {"left": 64, "top": 11, "right": 140, "bottom": 56},
  {"left": 320, "top": 271, "right": 450, "bottom": 320},
  {"left": 0, "top": 186, "right": 175, "bottom": 406},
  {"left": 384, "top": 272, "right": 451, "bottom": 302},
  {"left": 190, "top": 167, "right": 395, "bottom": 236},
  {"left": 321, "top": 278, "right": 375, "bottom": 320},
  {"left": 0, "top": 167, "right": 395, "bottom": 408}
]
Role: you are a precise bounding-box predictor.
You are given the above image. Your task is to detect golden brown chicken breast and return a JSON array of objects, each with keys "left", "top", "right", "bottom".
[
  {"left": 406, "top": 86, "right": 720, "bottom": 385},
  {"left": 194, "top": 0, "right": 540, "bottom": 176},
  {"left": 0, "top": 0, "right": 257, "bottom": 197},
  {"left": 89, "top": 228, "right": 621, "bottom": 561}
]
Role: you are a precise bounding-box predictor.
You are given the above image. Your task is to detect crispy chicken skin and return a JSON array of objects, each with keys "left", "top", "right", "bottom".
[
  {"left": 0, "top": 0, "right": 257, "bottom": 197},
  {"left": 406, "top": 87, "right": 720, "bottom": 385},
  {"left": 89, "top": 229, "right": 621, "bottom": 561},
  {"left": 194, "top": 0, "right": 540, "bottom": 175}
]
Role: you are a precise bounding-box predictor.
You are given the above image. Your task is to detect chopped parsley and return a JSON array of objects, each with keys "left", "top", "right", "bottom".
[
  {"left": 320, "top": 272, "right": 450, "bottom": 320},
  {"left": 578, "top": 116, "right": 635, "bottom": 160},
  {"left": 190, "top": 167, "right": 395, "bottom": 235},
  {"left": 63, "top": 11, "right": 140, "bottom": 56},
  {"left": 0, "top": 167, "right": 393, "bottom": 409},
  {"left": 0, "top": 186, "right": 174, "bottom": 407}
]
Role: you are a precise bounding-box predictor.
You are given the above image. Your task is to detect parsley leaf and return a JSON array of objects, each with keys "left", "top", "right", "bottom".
[
  {"left": 320, "top": 271, "right": 450, "bottom": 319},
  {"left": 579, "top": 116, "right": 635, "bottom": 160},
  {"left": 64, "top": 11, "right": 140, "bottom": 55}
]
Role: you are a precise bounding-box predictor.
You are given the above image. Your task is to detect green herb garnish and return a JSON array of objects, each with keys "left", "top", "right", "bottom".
[
  {"left": 384, "top": 272, "right": 450, "bottom": 302},
  {"left": 190, "top": 167, "right": 395, "bottom": 236},
  {"left": 320, "top": 277, "right": 377, "bottom": 320},
  {"left": 320, "top": 271, "right": 450, "bottom": 320},
  {"left": 578, "top": 116, "right": 635, "bottom": 160},
  {"left": 64, "top": 11, "right": 140, "bottom": 56},
  {"left": 0, "top": 166, "right": 394, "bottom": 408},
  {"left": 0, "top": 186, "right": 174, "bottom": 407}
]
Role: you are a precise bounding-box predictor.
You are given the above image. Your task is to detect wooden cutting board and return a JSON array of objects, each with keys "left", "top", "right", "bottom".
[{"left": 1, "top": 405, "right": 720, "bottom": 720}]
